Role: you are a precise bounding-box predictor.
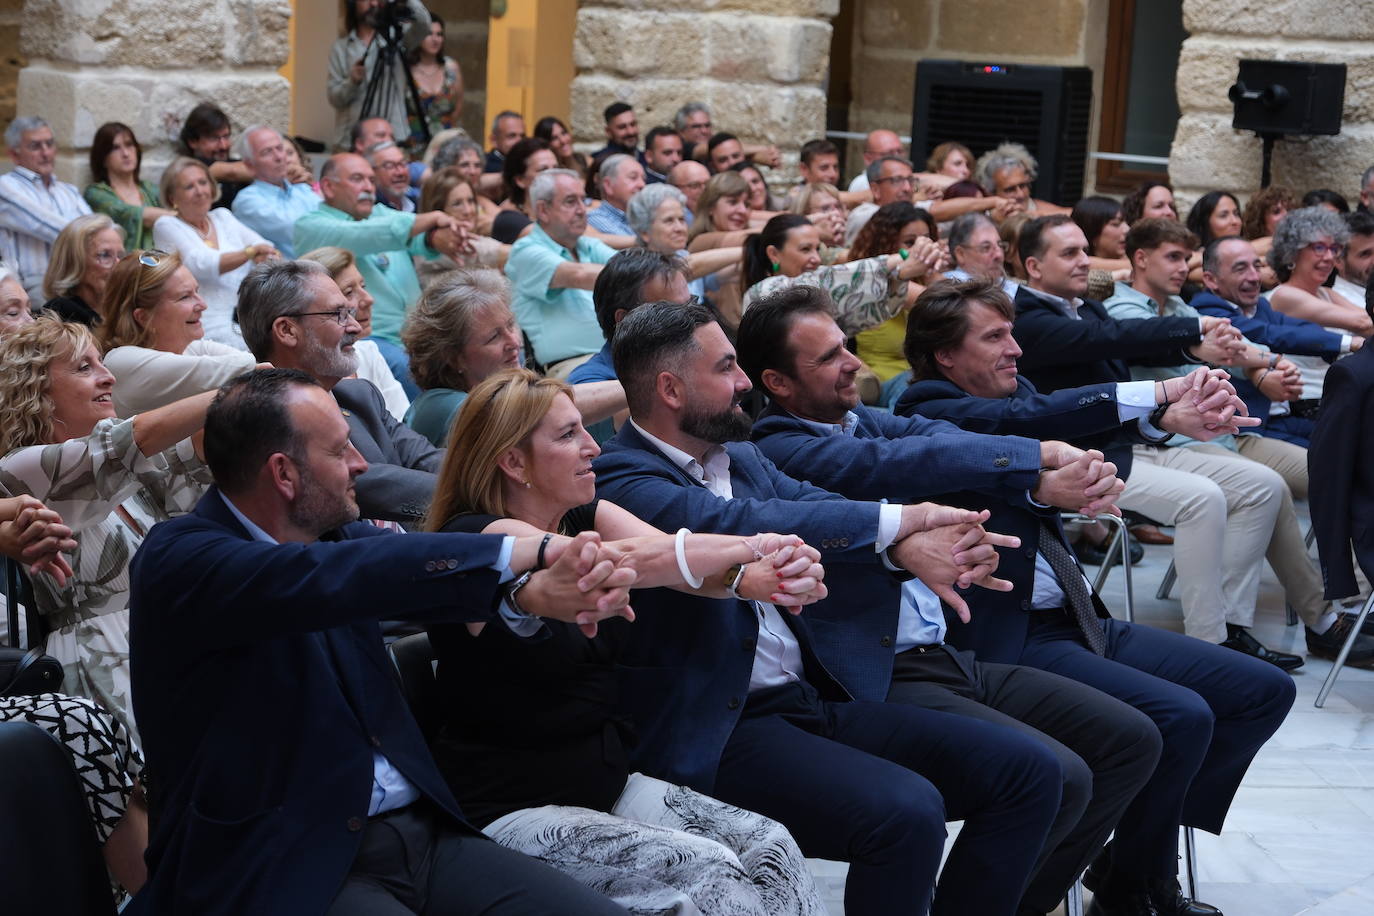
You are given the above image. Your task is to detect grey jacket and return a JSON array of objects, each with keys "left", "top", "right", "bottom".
[{"left": 334, "top": 378, "right": 442, "bottom": 522}]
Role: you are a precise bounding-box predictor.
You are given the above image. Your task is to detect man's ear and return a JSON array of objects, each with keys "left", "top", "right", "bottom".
[
  {"left": 760, "top": 367, "right": 791, "bottom": 400},
  {"left": 656, "top": 370, "right": 686, "bottom": 411},
  {"left": 934, "top": 346, "right": 958, "bottom": 371},
  {"left": 271, "top": 316, "right": 302, "bottom": 354},
  {"left": 1023, "top": 254, "right": 1043, "bottom": 283},
  {"left": 266, "top": 452, "right": 298, "bottom": 502}
]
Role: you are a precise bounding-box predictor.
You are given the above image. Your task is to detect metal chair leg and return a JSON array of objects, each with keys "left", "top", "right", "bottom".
[
  {"left": 1305, "top": 525, "right": 1317, "bottom": 550},
  {"left": 1182, "top": 826, "right": 1198, "bottom": 899},
  {"left": 1286, "top": 603, "right": 1299, "bottom": 626},
  {"left": 1064, "top": 513, "right": 1134, "bottom": 624},
  {"left": 1065, "top": 877, "right": 1084, "bottom": 916},
  {"left": 1315, "top": 590, "right": 1374, "bottom": 708},
  {"left": 1157, "top": 559, "right": 1177, "bottom": 601}
]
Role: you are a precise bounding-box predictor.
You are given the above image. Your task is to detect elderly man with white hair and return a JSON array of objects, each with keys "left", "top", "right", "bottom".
[
  {"left": 0, "top": 116, "right": 92, "bottom": 300},
  {"left": 505, "top": 168, "right": 617, "bottom": 377},
  {"left": 586, "top": 153, "right": 646, "bottom": 237},
  {"left": 231, "top": 125, "right": 321, "bottom": 257}
]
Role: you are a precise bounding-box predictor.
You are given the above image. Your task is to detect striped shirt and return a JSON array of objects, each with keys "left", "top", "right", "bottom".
[{"left": 0, "top": 166, "right": 91, "bottom": 298}]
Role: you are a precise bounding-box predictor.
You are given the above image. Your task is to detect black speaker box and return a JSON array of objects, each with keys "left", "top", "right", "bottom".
[{"left": 1229, "top": 60, "right": 1345, "bottom": 136}]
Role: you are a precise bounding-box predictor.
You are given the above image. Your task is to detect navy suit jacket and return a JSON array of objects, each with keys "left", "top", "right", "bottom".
[
  {"left": 1191, "top": 290, "right": 1343, "bottom": 359},
  {"left": 127, "top": 489, "right": 507, "bottom": 916},
  {"left": 334, "top": 378, "right": 442, "bottom": 522},
  {"left": 593, "top": 422, "right": 894, "bottom": 789},
  {"left": 1310, "top": 345, "right": 1374, "bottom": 599}
]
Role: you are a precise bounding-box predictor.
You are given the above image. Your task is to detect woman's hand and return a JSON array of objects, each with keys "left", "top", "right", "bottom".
[
  {"left": 736, "top": 540, "right": 827, "bottom": 612},
  {"left": 0, "top": 495, "right": 77, "bottom": 587}
]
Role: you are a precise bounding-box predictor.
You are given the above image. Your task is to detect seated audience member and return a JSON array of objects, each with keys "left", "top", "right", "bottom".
[
  {"left": 0, "top": 266, "right": 33, "bottom": 332},
  {"left": 0, "top": 317, "right": 216, "bottom": 749},
  {"left": 592, "top": 299, "right": 1082, "bottom": 916},
  {"left": 505, "top": 169, "right": 616, "bottom": 377},
  {"left": 733, "top": 160, "right": 782, "bottom": 213},
  {"left": 485, "top": 108, "right": 527, "bottom": 170},
  {"left": 1336, "top": 209, "right": 1374, "bottom": 305},
  {"left": 425, "top": 367, "right": 829, "bottom": 914},
  {"left": 230, "top": 125, "right": 321, "bottom": 258},
  {"left": 741, "top": 213, "right": 940, "bottom": 335},
  {"left": 642, "top": 126, "right": 684, "bottom": 185},
  {"left": 1185, "top": 191, "right": 1243, "bottom": 250},
  {"left": 926, "top": 140, "right": 974, "bottom": 184},
  {"left": 624, "top": 183, "right": 739, "bottom": 312},
  {"left": 667, "top": 159, "right": 711, "bottom": 213},
  {"left": 126, "top": 367, "right": 635, "bottom": 916},
  {"left": 534, "top": 115, "right": 590, "bottom": 180},
  {"left": 791, "top": 140, "right": 840, "bottom": 201},
  {"left": 154, "top": 156, "right": 279, "bottom": 349},
  {"left": 742, "top": 288, "right": 1252, "bottom": 915},
  {"left": 84, "top": 121, "right": 171, "bottom": 252},
  {"left": 674, "top": 102, "right": 780, "bottom": 168},
  {"left": 705, "top": 131, "right": 746, "bottom": 173},
  {"left": 892, "top": 278, "right": 1296, "bottom": 916},
  {"left": 41, "top": 213, "right": 125, "bottom": 326},
  {"left": 1193, "top": 235, "right": 1359, "bottom": 448},
  {"left": 97, "top": 250, "right": 257, "bottom": 417},
  {"left": 1303, "top": 187, "right": 1350, "bottom": 214},
  {"left": 432, "top": 134, "right": 502, "bottom": 232},
  {"left": 235, "top": 259, "right": 441, "bottom": 523},
  {"left": 349, "top": 115, "right": 397, "bottom": 157},
  {"left": 974, "top": 143, "right": 1070, "bottom": 218},
  {"left": 1241, "top": 184, "right": 1297, "bottom": 261},
  {"left": 294, "top": 152, "right": 463, "bottom": 346},
  {"left": 687, "top": 171, "right": 754, "bottom": 252},
  {"left": 848, "top": 203, "right": 942, "bottom": 404},
  {"left": 1121, "top": 179, "right": 1179, "bottom": 224},
  {"left": 846, "top": 128, "right": 904, "bottom": 192},
  {"left": 1072, "top": 195, "right": 1130, "bottom": 276},
  {"left": 592, "top": 102, "right": 643, "bottom": 164},
  {"left": 587, "top": 154, "right": 646, "bottom": 236},
  {"left": 301, "top": 245, "right": 414, "bottom": 419},
  {"left": 407, "top": 13, "right": 463, "bottom": 150},
  {"left": 177, "top": 102, "right": 253, "bottom": 209},
  {"left": 945, "top": 211, "right": 1021, "bottom": 296},
  {"left": 844, "top": 155, "right": 915, "bottom": 245},
  {"left": 492, "top": 137, "right": 557, "bottom": 244},
  {"left": 569, "top": 246, "right": 692, "bottom": 385},
  {"left": 789, "top": 182, "right": 849, "bottom": 261},
  {"left": 0, "top": 116, "right": 93, "bottom": 299},
  {"left": 1268, "top": 206, "right": 1373, "bottom": 336},
  {"left": 367, "top": 139, "right": 419, "bottom": 213},
  {"left": 414, "top": 167, "right": 508, "bottom": 279}
]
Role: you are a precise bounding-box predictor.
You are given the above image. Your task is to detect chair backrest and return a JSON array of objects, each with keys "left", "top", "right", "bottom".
[
  {"left": 386, "top": 632, "right": 442, "bottom": 742},
  {"left": 3, "top": 558, "right": 45, "bottom": 650}
]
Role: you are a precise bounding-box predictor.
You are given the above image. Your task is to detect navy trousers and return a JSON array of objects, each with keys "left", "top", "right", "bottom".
[
  {"left": 710, "top": 681, "right": 1063, "bottom": 916},
  {"left": 1019, "top": 615, "right": 1295, "bottom": 879}
]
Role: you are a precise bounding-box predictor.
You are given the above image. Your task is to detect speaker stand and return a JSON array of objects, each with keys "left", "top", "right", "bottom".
[{"left": 1259, "top": 132, "right": 1280, "bottom": 189}]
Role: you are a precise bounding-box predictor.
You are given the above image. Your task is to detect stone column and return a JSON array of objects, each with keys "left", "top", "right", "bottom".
[
  {"left": 571, "top": 0, "right": 838, "bottom": 187},
  {"left": 1171, "top": 0, "right": 1374, "bottom": 208},
  {"left": 16, "top": 0, "right": 292, "bottom": 184}
]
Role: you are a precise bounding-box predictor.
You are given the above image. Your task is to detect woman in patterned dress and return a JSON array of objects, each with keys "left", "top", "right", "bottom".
[
  {"left": 425, "top": 368, "right": 829, "bottom": 916},
  {"left": 407, "top": 14, "right": 463, "bottom": 153},
  {"left": 0, "top": 315, "right": 217, "bottom": 749}
]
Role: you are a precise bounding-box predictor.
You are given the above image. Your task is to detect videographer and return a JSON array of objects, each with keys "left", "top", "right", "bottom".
[{"left": 328, "top": 0, "right": 432, "bottom": 152}]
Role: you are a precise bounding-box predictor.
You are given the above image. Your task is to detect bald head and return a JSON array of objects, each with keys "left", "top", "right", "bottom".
[
  {"left": 863, "top": 129, "right": 904, "bottom": 166},
  {"left": 668, "top": 160, "right": 711, "bottom": 212}
]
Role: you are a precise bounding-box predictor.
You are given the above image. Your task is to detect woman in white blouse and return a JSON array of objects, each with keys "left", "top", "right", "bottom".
[
  {"left": 96, "top": 249, "right": 258, "bottom": 417},
  {"left": 152, "top": 157, "right": 280, "bottom": 349}
]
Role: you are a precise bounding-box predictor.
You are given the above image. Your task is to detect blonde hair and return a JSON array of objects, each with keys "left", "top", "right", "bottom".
[
  {"left": 0, "top": 316, "right": 96, "bottom": 452},
  {"left": 426, "top": 367, "right": 571, "bottom": 528},
  {"left": 97, "top": 249, "right": 186, "bottom": 351},
  {"left": 926, "top": 141, "right": 973, "bottom": 176},
  {"left": 43, "top": 213, "right": 123, "bottom": 301},
  {"left": 788, "top": 182, "right": 842, "bottom": 217},
  {"left": 402, "top": 268, "right": 511, "bottom": 391},
  {"left": 419, "top": 166, "right": 470, "bottom": 216},
  {"left": 688, "top": 170, "right": 750, "bottom": 242},
  {"left": 298, "top": 245, "right": 356, "bottom": 279},
  {"left": 160, "top": 156, "right": 221, "bottom": 209}
]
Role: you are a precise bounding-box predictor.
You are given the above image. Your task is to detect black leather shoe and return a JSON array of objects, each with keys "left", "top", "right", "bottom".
[
  {"left": 1307, "top": 614, "right": 1374, "bottom": 667},
  {"left": 1073, "top": 533, "right": 1144, "bottom": 566},
  {"left": 1147, "top": 878, "right": 1223, "bottom": 915},
  {"left": 1085, "top": 889, "right": 1160, "bottom": 916},
  {"left": 1220, "top": 625, "right": 1304, "bottom": 671}
]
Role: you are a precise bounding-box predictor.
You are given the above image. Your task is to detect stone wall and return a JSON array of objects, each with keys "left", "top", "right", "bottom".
[
  {"left": 570, "top": 0, "right": 839, "bottom": 186},
  {"left": 0, "top": 0, "right": 26, "bottom": 127},
  {"left": 16, "top": 0, "right": 292, "bottom": 184},
  {"left": 1170, "top": 0, "right": 1374, "bottom": 209},
  {"left": 430, "top": 0, "right": 488, "bottom": 142}
]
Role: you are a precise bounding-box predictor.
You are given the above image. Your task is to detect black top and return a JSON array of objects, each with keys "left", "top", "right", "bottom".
[
  {"left": 43, "top": 294, "right": 100, "bottom": 326},
  {"left": 490, "top": 209, "right": 532, "bottom": 245},
  {"left": 428, "top": 500, "right": 635, "bottom": 827},
  {"left": 195, "top": 155, "right": 248, "bottom": 210}
]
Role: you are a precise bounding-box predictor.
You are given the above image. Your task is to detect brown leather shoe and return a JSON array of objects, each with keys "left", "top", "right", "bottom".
[{"left": 1129, "top": 523, "right": 1174, "bottom": 545}]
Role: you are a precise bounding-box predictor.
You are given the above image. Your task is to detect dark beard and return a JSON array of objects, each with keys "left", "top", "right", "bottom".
[{"left": 679, "top": 403, "right": 752, "bottom": 444}]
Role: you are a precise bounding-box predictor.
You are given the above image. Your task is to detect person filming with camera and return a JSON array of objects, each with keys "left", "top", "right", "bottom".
[{"left": 328, "top": 0, "right": 432, "bottom": 153}]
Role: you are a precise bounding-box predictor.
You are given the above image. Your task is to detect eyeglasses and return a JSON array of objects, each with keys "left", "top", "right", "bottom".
[
  {"left": 291, "top": 306, "right": 359, "bottom": 326},
  {"left": 672, "top": 180, "right": 707, "bottom": 193},
  {"left": 873, "top": 174, "right": 915, "bottom": 186},
  {"left": 999, "top": 181, "right": 1033, "bottom": 195},
  {"left": 133, "top": 249, "right": 169, "bottom": 296},
  {"left": 93, "top": 248, "right": 127, "bottom": 267},
  {"left": 1308, "top": 242, "right": 1346, "bottom": 258},
  {"left": 960, "top": 241, "right": 1010, "bottom": 255}
]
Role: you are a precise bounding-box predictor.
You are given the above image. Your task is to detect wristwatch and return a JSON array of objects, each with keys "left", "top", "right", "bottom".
[
  {"left": 725, "top": 563, "right": 748, "bottom": 599},
  {"left": 504, "top": 569, "right": 536, "bottom": 616}
]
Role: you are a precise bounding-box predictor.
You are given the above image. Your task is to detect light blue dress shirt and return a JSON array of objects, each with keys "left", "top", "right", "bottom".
[{"left": 231, "top": 179, "right": 321, "bottom": 257}]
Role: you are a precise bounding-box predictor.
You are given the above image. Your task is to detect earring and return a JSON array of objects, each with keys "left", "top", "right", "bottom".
[
  {"left": 770, "top": 261, "right": 780, "bottom": 273},
  {"left": 523, "top": 479, "right": 532, "bottom": 489}
]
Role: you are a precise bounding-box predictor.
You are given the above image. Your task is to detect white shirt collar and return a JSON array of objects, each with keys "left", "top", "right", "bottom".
[{"left": 630, "top": 419, "right": 730, "bottom": 486}]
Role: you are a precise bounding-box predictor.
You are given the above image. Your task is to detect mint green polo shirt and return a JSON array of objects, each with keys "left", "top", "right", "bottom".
[{"left": 505, "top": 224, "right": 615, "bottom": 365}]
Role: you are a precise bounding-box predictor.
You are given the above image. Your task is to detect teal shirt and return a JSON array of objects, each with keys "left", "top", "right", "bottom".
[
  {"left": 293, "top": 203, "right": 435, "bottom": 345},
  {"left": 505, "top": 224, "right": 615, "bottom": 365},
  {"left": 404, "top": 387, "right": 468, "bottom": 447}
]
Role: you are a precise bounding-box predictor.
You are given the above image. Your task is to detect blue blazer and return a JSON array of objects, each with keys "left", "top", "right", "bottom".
[
  {"left": 1191, "top": 290, "right": 1343, "bottom": 359},
  {"left": 1310, "top": 345, "right": 1374, "bottom": 599},
  {"left": 127, "top": 489, "right": 507, "bottom": 916},
  {"left": 593, "top": 423, "right": 888, "bottom": 790}
]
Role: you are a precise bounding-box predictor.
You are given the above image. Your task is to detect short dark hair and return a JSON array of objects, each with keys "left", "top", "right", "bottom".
[
  {"left": 604, "top": 102, "right": 633, "bottom": 124},
  {"left": 1185, "top": 191, "right": 1241, "bottom": 246},
  {"left": 799, "top": 139, "right": 838, "bottom": 166},
  {"left": 611, "top": 299, "right": 718, "bottom": 416},
  {"left": 1302, "top": 188, "right": 1351, "bottom": 213},
  {"left": 501, "top": 137, "right": 551, "bottom": 207},
  {"left": 89, "top": 122, "right": 141, "bottom": 185},
  {"left": 1346, "top": 208, "right": 1374, "bottom": 238},
  {"left": 1121, "top": 179, "right": 1172, "bottom": 225},
  {"left": 707, "top": 132, "right": 739, "bottom": 156},
  {"left": 644, "top": 126, "right": 680, "bottom": 154},
  {"left": 204, "top": 368, "right": 320, "bottom": 495},
  {"left": 592, "top": 248, "right": 688, "bottom": 341},
  {"left": 1070, "top": 196, "right": 1124, "bottom": 256},
  {"left": 1017, "top": 214, "right": 1076, "bottom": 267},
  {"left": 903, "top": 278, "right": 1016, "bottom": 381},
  {"left": 179, "top": 102, "right": 230, "bottom": 153},
  {"left": 1124, "top": 217, "right": 1199, "bottom": 261},
  {"left": 736, "top": 285, "right": 834, "bottom": 390}
]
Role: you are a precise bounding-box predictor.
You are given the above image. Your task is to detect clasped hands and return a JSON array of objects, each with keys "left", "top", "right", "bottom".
[
  {"left": 1159, "top": 365, "right": 1262, "bottom": 438},
  {"left": 888, "top": 503, "right": 1020, "bottom": 623},
  {"left": 0, "top": 495, "right": 78, "bottom": 586}
]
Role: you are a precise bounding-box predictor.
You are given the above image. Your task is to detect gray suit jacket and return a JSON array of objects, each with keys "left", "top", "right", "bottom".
[{"left": 334, "top": 378, "right": 442, "bottom": 521}]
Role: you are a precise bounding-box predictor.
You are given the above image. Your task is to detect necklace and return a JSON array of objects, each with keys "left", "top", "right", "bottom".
[{"left": 185, "top": 215, "right": 213, "bottom": 240}]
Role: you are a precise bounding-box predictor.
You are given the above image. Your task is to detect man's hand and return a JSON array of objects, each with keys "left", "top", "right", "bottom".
[
  {"left": 1038, "top": 440, "right": 1086, "bottom": 470},
  {"left": 0, "top": 495, "right": 77, "bottom": 587},
  {"left": 1189, "top": 318, "right": 1246, "bottom": 365},
  {"left": 749, "top": 145, "right": 781, "bottom": 169},
  {"left": 1161, "top": 366, "right": 1236, "bottom": 408},
  {"left": 1251, "top": 357, "right": 1303, "bottom": 402},
  {"left": 518, "top": 531, "right": 637, "bottom": 637},
  {"left": 286, "top": 162, "right": 314, "bottom": 185},
  {"left": 889, "top": 507, "right": 1021, "bottom": 622},
  {"left": 430, "top": 223, "right": 475, "bottom": 260},
  {"left": 1032, "top": 449, "right": 1124, "bottom": 517},
  {"left": 349, "top": 56, "right": 367, "bottom": 85}
]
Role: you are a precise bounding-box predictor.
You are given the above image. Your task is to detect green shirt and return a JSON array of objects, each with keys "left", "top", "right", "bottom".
[{"left": 84, "top": 180, "right": 161, "bottom": 251}]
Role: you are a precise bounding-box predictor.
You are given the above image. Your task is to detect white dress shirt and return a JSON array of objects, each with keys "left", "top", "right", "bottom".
[{"left": 0, "top": 166, "right": 91, "bottom": 299}]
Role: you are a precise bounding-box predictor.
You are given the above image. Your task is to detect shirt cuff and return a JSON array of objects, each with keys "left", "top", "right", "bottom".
[
  {"left": 1116, "top": 380, "right": 1157, "bottom": 422},
  {"left": 1137, "top": 414, "right": 1171, "bottom": 443},
  {"left": 494, "top": 535, "right": 515, "bottom": 584},
  {"left": 1341, "top": 334, "right": 1354, "bottom": 354},
  {"left": 876, "top": 503, "right": 902, "bottom": 552},
  {"left": 497, "top": 598, "right": 545, "bottom": 637}
]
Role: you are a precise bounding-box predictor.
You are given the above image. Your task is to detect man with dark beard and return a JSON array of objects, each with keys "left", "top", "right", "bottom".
[{"left": 236, "top": 259, "right": 443, "bottom": 524}]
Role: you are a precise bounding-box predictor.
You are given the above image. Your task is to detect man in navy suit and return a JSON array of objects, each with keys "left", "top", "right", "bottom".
[
  {"left": 896, "top": 279, "right": 1296, "bottom": 916},
  {"left": 127, "top": 369, "right": 635, "bottom": 916},
  {"left": 593, "top": 300, "right": 1069, "bottom": 916}
]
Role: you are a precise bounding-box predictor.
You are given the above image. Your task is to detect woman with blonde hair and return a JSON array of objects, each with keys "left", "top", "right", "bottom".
[
  {"left": 97, "top": 249, "right": 256, "bottom": 417},
  {"left": 152, "top": 156, "right": 280, "bottom": 349},
  {"left": 425, "top": 366, "right": 827, "bottom": 916},
  {"left": 41, "top": 213, "right": 126, "bottom": 326},
  {"left": 788, "top": 181, "right": 849, "bottom": 261}
]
